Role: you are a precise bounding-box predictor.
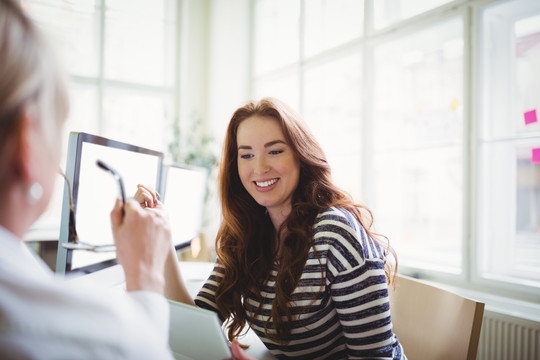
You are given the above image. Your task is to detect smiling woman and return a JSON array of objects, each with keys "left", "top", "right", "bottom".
[
  {"left": 163, "top": 97, "right": 404, "bottom": 359},
  {"left": 136, "top": 97, "right": 405, "bottom": 358},
  {"left": 0, "top": 1, "right": 174, "bottom": 358}
]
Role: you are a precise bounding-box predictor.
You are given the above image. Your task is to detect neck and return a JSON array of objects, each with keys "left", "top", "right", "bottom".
[
  {"left": 0, "top": 184, "right": 39, "bottom": 239},
  {"left": 267, "top": 207, "right": 289, "bottom": 233},
  {"left": 267, "top": 207, "right": 291, "bottom": 258}
]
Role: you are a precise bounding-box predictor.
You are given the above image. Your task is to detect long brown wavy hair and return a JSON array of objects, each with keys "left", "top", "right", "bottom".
[{"left": 215, "top": 97, "right": 397, "bottom": 343}]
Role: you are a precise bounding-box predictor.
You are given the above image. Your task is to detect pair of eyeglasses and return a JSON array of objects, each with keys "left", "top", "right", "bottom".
[{"left": 60, "top": 160, "right": 125, "bottom": 252}]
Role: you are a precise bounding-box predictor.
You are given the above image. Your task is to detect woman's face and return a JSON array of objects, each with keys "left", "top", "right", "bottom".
[{"left": 236, "top": 115, "right": 300, "bottom": 218}]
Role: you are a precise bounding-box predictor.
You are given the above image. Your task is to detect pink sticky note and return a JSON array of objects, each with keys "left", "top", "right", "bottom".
[
  {"left": 532, "top": 148, "right": 540, "bottom": 164},
  {"left": 524, "top": 109, "right": 537, "bottom": 125}
]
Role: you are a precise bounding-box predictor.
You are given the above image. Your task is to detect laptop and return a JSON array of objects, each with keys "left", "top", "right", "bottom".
[{"left": 168, "top": 300, "right": 232, "bottom": 360}]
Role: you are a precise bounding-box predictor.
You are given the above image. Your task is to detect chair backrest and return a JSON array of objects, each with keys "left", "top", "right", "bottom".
[{"left": 388, "top": 275, "right": 485, "bottom": 360}]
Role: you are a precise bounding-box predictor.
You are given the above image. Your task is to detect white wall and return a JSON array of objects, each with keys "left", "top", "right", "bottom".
[
  {"left": 179, "top": 0, "right": 251, "bottom": 254},
  {"left": 178, "top": 0, "right": 211, "bottom": 138},
  {"left": 178, "top": 0, "right": 251, "bottom": 156},
  {"left": 206, "top": 0, "right": 251, "bottom": 251},
  {"left": 207, "top": 0, "right": 251, "bottom": 146}
]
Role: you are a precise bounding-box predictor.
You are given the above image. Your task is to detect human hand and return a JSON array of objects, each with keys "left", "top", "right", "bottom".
[
  {"left": 110, "top": 198, "right": 171, "bottom": 294},
  {"left": 134, "top": 184, "right": 160, "bottom": 208},
  {"left": 230, "top": 340, "right": 257, "bottom": 360}
]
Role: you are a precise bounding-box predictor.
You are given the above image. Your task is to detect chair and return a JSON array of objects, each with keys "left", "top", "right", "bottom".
[{"left": 388, "top": 274, "right": 485, "bottom": 360}]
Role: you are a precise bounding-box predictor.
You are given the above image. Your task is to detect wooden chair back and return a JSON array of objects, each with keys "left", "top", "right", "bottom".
[{"left": 388, "top": 275, "right": 485, "bottom": 360}]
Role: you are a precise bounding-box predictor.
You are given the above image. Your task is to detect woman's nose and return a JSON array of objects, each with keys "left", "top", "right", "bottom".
[{"left": 254, "top": 157, "right": 269, "bottom": 174}]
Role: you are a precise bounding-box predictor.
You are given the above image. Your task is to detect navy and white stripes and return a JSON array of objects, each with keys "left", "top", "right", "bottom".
[{"left": 195, "top": 207, "right": 405, "bottom": 359}]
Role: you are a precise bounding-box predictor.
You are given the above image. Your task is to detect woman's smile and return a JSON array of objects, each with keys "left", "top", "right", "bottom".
[{"left": 254, "top": 178, "right": 279, "bottom": 190}]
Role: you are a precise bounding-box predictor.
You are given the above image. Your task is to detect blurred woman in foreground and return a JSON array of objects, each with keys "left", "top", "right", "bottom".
[{"left": 0, "top": 1, "right": 173, "bottom": 358}]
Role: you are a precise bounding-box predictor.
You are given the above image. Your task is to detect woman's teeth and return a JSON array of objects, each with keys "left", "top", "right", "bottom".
[{"left": 255, "top": 178, "right": 278, "bottom": 187}]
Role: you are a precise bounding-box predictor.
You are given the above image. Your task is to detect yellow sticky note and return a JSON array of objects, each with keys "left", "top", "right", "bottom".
[{"left": 450, "top": 98, "right": 459, "bottom": 111}]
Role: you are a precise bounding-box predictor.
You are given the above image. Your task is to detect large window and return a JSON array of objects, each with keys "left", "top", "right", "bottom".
[
  {"left": 478, "top": 0, "right": 540, "bottom": 289},
  {"left": 23, "top": 0, "right": 177, "bottom": 150},
  {"left": 22, "top": 0, "right": 178, "bottom": 234},
  {"left": 252, "top": 0, "right": 540, "bottom": 300}
]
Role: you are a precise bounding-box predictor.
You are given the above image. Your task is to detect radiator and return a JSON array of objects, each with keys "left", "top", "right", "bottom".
[{"left": 476, "top": 309, "right": 540, "bottom": 360}]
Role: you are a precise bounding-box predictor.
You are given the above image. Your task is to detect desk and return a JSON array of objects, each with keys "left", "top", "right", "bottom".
[
  {"left": 179, "top": 261, "right": 275, "bottom": 360},
  {"left": 67, "top": 260, "right": 275, "bottom": 359}
]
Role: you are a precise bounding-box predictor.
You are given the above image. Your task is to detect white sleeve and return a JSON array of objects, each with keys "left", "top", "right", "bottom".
[
  {"left": 128, "top": 290, "right": 171, "bottom": 344},
  {"left": 0, "top": 277, "right": 174, "bottom": 360},
  {"left": 0, "top": 234, "right": 174, "bottom": 359},
  {"left": 0, "top": 233, "right": 172, "bottom": 360}
]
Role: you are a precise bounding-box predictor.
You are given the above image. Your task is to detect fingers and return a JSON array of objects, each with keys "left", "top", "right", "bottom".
[
  {"left": 230, "top": 341, "right": 242, "bottom": 359},
  {"left": 230, "top": 340, "right": 256, "bottom": 360},
  {"left": 111, "top": 198, "right": 171, "bottom": 294},
  {"left": 134, "top": 184, "right": 160, "bottom": 208},
  {"left": 110, "top": 198, "right": 123, "bottom": 229},
  {"left": 120, "top": 199, "right": 168, "bottom": 231}
]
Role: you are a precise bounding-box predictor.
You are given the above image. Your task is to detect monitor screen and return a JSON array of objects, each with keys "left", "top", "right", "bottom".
[
  {"left": 56, "top": 132, "right": 163, "bottom": 275},
  {"left": 161, "top": 164, "right": 208, "bottom": 249}
]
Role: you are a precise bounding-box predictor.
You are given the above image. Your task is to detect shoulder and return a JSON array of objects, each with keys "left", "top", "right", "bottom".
[
  {"left": 313, "top": 207, "right": 365, "bottom": 249},
  {"left": 312, "top": 207, "right": 386, "bottom": 266},
  {"left": 314, "top": 207, "right": 361, "bottom": 233}
]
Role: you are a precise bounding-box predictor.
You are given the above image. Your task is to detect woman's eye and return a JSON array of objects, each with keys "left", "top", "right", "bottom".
[
  {"left": 240, "top": 154, "right": 253, "bottom": 159},
  {"left": 269, "top": 150, "right": 283, "bottom": 155}
]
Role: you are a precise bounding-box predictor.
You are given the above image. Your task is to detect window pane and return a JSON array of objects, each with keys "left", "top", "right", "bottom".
[
  {"left": 371, "top": 17, "right": 464, "bottom": 272},
  {"left": 102, "top": 88, "right": 173, "bottom": 152},
  {"left": 373, "top": 147, "right": 462, "bottom": 273},
  {"left": 253, "top": 72, "right": 300, "bottom": 112},
  {"left": 303, "top": 52, "right": 363, "bottom": 198},
  {"left": 65, "top": 84, "right": 100, "bottom": 136},
  {"left": 303, "top": 0, "right": 364, "bottom": 57},
  {"left": 479, "top": 142, "right": 540, "bottom": 284},
  {"left": 104, "top": 0, "right": 176, "bottom": 86},
  {"left": 373, "top": 17, "right": 463, "bottom": 151},
  {"left": 373, "top": 0, "right": 454, "bottom": 30},
  {"left": 479, "top": 0, "right": 540, "bottom": 287},
  {"left": 22, "top": 0, "right": 100, "bottom": 77},
  {"left": 516, "top": 15, "right": 540, "bottom": 135},
  {"left": 253, "top": 0, "right": 300, "bottom": 75},
  {"left": 481, "top": 2, "right": 540, "bottom": 139}
]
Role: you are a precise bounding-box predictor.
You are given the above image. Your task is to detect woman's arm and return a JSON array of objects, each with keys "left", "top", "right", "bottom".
[
  {"left": 163, "top": 242, "right": 196, "bottom": 305},
  {"left": 323, "top": 209, "right": 404, "bottom": 359}
]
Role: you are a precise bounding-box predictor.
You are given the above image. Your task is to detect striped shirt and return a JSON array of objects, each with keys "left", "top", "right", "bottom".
[{"left": 195, "top": 207, "right": 406, "bottom": 359}]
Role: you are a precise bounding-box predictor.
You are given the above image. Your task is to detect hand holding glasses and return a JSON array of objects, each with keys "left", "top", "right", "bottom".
[{"left": 60, "top": 160, "right": 126, "bottom": 252}]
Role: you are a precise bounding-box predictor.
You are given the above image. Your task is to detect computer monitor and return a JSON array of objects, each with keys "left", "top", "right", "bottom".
[
  {"left": 161, "top": 163, "right": 208, "bottom": 250},
  {"left": 56, "top": 132, "right": 164, "bottom": 275}
]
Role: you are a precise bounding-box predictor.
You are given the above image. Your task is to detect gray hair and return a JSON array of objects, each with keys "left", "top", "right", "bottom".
[{"left": 0, "top": 0, "right": 69, "bottom": 154}]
